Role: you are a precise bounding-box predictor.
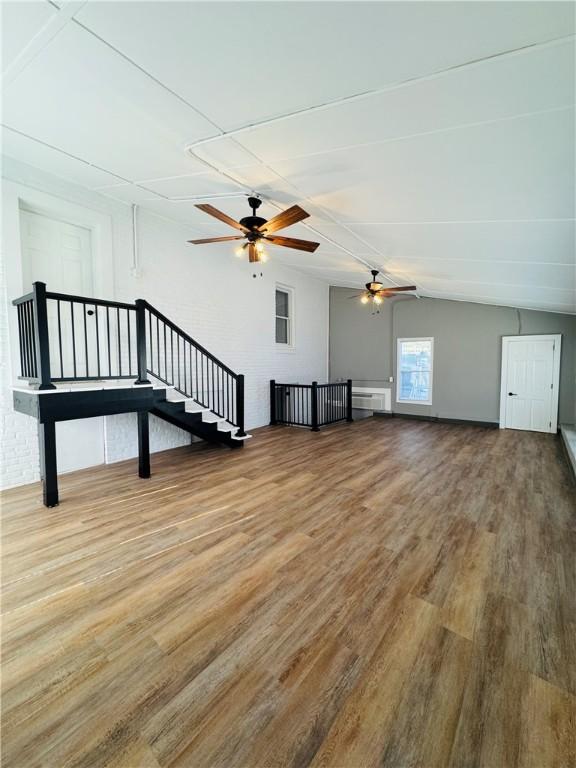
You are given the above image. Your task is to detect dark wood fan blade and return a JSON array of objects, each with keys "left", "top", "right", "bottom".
[
  {"left": 264, "top": 235, "right": 319, "bottom": 252},
  {"left": 347, "top": 293, "right": 366, "bottom": 299},
  {"left": 195, "top": 204, "right": 250, "bottom": 233},
  {"left": 258, "top": 205, "right": 309, "bottom": 234},
  {"left": 187, "top": 236, "right": 245, "bottom": 244},
  {"left": 378, "top": 285, "right": 417, "bottom": 293},
  {"left": 248, "top": 242, "right": 259, "bottom": 263}
]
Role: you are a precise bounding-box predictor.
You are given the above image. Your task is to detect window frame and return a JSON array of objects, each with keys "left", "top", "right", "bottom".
[
  {"left": 275, "top": 284, "right": 295, "bottom": 350},
  {"left": 396, "top": 337, "right": 434, "bottom": 405}
]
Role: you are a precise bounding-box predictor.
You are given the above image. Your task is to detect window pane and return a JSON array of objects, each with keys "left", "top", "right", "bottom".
[
  {"left": 399, "top": 370, "right": 430, "bottom": 401},
  {"left": 276, "top": 317, "right": 288, "bottom": 344},
  {"left": 398, "top": 339, "right": 432, "bottom": 402},
  {"left": 399, "top": 341, "right": 431, "bottom": 371},
  {"left": 276, "top": 290, "right": 289, "bottom": 318}
]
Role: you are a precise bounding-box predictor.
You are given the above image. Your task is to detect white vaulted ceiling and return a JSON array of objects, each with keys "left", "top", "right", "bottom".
[{"left": 1, "top": 1, "right": 575, "bottom": 312}]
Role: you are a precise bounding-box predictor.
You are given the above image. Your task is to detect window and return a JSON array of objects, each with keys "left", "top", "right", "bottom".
[
  {"left": 397, "top": 338, "right": 433, "bottom": 404},
  {"left": 275, "top": 287, "right": 293, "bottom": 346}
]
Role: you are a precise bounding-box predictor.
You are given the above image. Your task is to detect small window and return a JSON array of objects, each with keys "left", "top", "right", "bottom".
[
  {"left": 397, "top": 338, "right": 433, "bottom": 404},
  {"left": 275, "top": 287, "right": 292, "bottom": 345}
]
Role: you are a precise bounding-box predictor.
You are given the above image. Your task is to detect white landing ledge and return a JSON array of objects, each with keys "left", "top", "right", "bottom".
[
  {"left": 12, "top": 380, "right": 156, "bottom": 395},
  {"left": 560, "top": 424, "right": 576, "bottom": 480}
]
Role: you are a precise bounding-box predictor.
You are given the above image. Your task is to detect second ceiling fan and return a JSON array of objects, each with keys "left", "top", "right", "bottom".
[
  {"left": 350, "top": 270, "right": 416, "bottom": 305},
  {"left": 188, "top": 197, "right": 320, "bottom": 262}
]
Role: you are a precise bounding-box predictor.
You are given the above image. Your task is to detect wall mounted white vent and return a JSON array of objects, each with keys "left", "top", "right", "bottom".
[{"left": 352, "top": 387, "right": 391, "bottom": 412}]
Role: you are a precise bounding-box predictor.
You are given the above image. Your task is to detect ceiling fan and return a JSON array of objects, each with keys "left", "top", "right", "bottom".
[
  {"left": 188, "top": 197, "right": 320, "bottom": 263},
  {"left": 350, "top": 270, "right": 416, "bottom": 305}
]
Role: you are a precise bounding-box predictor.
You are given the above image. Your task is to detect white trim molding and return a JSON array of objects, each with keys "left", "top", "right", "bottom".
[{"left": 274, "top": 282, "right": 295, "bottom": 351}]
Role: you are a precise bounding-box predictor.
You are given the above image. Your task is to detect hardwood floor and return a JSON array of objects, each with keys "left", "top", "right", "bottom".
[{"left": 1, "top": 417, "right": 575, "bottom": 768}]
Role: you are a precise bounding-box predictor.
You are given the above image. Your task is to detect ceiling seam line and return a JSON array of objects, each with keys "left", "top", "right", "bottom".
[
  {"left": 1, "top": 124, "right": 132, "bottom": 184},
  {"left": 222, "top": 104, "right": 574, "bottom": 168},
  {"left": 70, "top": 17, "right": 224, "bottom": 137},
  {"left": 184, "top": 34, "right": 575, "bottom": 150},
  {"left": 338, "top": 219, "right": 576, "bottom": 224},
  {"left": 2, "top": 1, "right": 89, "bottom": 88}
]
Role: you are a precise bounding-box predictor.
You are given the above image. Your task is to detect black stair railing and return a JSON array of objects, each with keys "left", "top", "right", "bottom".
[
  {"left": 270, "top": 379, "right": 353, "bottom": 431},
  {"left": 141, "top": 301, "right": 244, "bottom": 434},
  {"left": 12, "top": 282, "right": 245, "bottom": 434}
]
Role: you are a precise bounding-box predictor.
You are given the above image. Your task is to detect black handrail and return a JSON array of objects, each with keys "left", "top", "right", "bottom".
[
  {"left": 12, "top": 282, "right": 245, "bottom": 434},
  {"left": 46, "top": 291, "right": 135, "bottom": 311},
  {"left": 141, "top": 301, "right": 237, "bottom": 377},
  {"left": 270, "top": 379, "right": 353, "bottom": 431},
  {"left": 143, "top": 302, "right": 243, "bottom": 432}
]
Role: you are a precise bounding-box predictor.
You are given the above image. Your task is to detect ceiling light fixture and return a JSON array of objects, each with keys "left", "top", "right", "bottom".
[
  {"left": 348, "top": 270, "right": 417, "bottom": 306},
  {"left": 188, "top": 197, "right": 320, "bottom": 263}
]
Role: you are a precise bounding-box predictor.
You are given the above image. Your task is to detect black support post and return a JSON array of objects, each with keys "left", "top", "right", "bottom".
[
  {"left": 236, "top": 374, "right": 246, "bottom": 437},
  {"left": 134, "top": 299, "right": 150, "bottom": 385},
  {"left": 270, "top": 379, "right": 277, "bottom": 425},
  {"left": 38, "top": 420, "right": 58, "bottom": 507},
  {"left": 137, "top": 411, "right": 150, "bottom": 478},
  {"left": 346, "top": 379, "right": 354, "bottom": 422},
  {"left": 311, "top": 381, "right": 320, "bottom": 432},
  {"left": 32, "top": 282, "right": 55, "bottom": 390}
]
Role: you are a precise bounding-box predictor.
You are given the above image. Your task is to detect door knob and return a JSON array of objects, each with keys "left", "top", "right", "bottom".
[{"left": 508, "top": 392, "right": 517, "bottom": 396}]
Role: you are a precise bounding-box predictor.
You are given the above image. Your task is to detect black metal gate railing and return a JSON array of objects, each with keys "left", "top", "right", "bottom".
[{"left": 270, "top": 379, "right": 352, "bottom": 431}]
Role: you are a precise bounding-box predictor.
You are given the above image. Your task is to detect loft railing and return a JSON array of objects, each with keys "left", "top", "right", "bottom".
[
  {"left": 11, "top": 282, "right": 245, "bottom": 435},
  {"left": 270, "top": 379, "right": 353, "bottom": 431}
]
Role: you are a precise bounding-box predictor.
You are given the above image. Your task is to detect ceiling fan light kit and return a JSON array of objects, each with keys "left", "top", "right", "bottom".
[
  {"left": 350, "top": 270, "right": 417, "bottom": 306},
  {"left": 188, "top": 196, "right": 320, "bottom": 264}
]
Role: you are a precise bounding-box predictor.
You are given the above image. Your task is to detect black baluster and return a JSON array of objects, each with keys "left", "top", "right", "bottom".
[
  {"left": 163, "top": 322, "right": 167, "bottom": 382},
  {"left": 57, "top": 300, "right": 63, "bottom": 379},
  {"left": 148, "top": 310, "right": 154, "bottom": 373},
  {"left": 200, "top": 354, "right": 204, "bottom": 405},
  {"left": 106, "top": 306, "right": 111, "bottom": 377},
  {"left": 84, "top": 303, "right": 89, "bottom": 378},
  {"left": 189, "top": 343, "right": 193, "bottom": 398},
  {"left": 127, "top": 309, "right": 132, "bottom": 377},
  {"left": 71, "top": 301, "right": 78, "bottom": 380},
  {"left": 20, "top": 304, "right": 29, "bottom": 377},
  {"left": 95, "top": 306, "right": 101, "bottom": 379},
  {"left": 23, "top": 303, "right": 31, "bottom": 377},
  {"left": 117, "top": 307, "right": 122, "bottom": 377},
  {"left": 16, "top": 305, "right": 24, "bottom": 377},
  {"left": 156, "top": 316, "right": 160, "bottom": 376}
]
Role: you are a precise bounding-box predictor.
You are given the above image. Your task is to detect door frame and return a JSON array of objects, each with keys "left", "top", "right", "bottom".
[
  {"left": 3, "top": 179, "right": 114, "bottom": 388},
  {"left": 499, "top": 334, "right": 562, "bottom": 433}
]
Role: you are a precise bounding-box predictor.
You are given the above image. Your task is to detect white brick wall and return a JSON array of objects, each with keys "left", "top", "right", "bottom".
[{"left": 0, "top": 160, "right": 329, "bottom": 488}]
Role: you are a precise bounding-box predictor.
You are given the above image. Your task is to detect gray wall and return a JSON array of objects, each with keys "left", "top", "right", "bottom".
[{"left": 329, "top": 287, "right": 576, "bottom": 424}]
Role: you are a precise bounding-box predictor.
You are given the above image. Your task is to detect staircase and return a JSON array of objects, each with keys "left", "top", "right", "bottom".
[
  {"left": 153, "top": 386, "right": 249, "bottom": 446},
  {"left": 12, "top": 282, "right": 251, "bottom": 506}
]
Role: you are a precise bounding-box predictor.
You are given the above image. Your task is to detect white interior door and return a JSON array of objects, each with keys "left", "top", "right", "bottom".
[
  {"left": 20, "top": 207, "right": 105, "bottom": 474},
  {"left": 500, "top": 335, "right": 561, "bottom": 433}
]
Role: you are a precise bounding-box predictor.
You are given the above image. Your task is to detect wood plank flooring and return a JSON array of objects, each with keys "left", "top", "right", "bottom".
[{"left": 1, "top": 417, "right": 575, "bottom": 767}]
